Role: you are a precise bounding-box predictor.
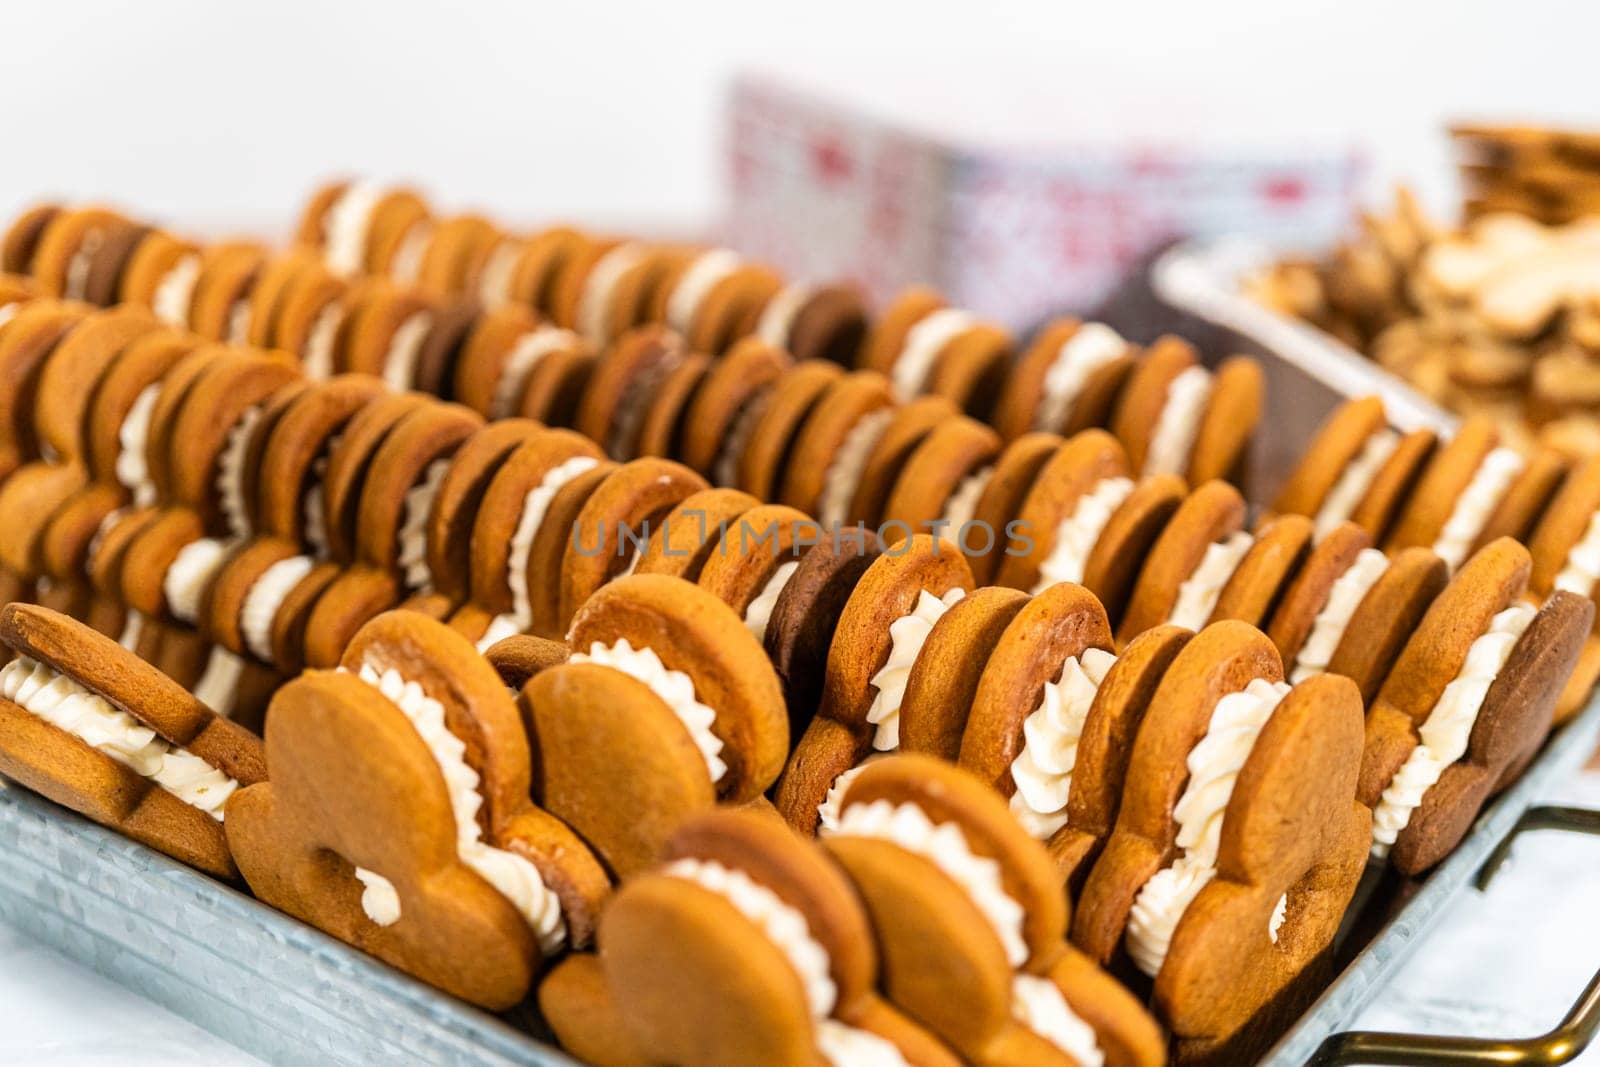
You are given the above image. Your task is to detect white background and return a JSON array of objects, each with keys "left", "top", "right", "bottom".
[{"left": 4, "top": 0, "right": 1597, "bottom": 241}]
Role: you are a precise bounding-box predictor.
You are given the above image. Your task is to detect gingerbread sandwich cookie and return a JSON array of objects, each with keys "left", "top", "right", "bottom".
[
  {"left": 753, "top": 281, "right": 869, "bottom": 366},
  {"left": 773, "top": 535, "right": 973, "bottom": 835},
  {"left": 550, "top": 240, "right": 682, "bottom": 348},
  {"left": 993, "top": 319, "right": 1138, "bottom": 440},
  {"left": 28, "top": 207, "right": 133, "bottom": 299},
  {"left": 454, "top": 428, "right": 607, "bottom": 650},
  {"left": 453, "top": 304, "right": 592, "bottom": 423},
  {"left": 1361, "top": 538, "right": 1592, "bottom": 874},
  {"left": 1, "top": 203, "right": 60, "bottom": 276},
  {"left": 228, "top": 611, "right": 607, "bottom": 1010},
  {"left": 822, "top": 754, "right": 1165, "bottom": 1067},
  {"left": 0, "top": 300, "right": 93, "bottom": 471},
  {"left": 693, "top": 503, "right": 817, "bottom": 644},
  {"left": 1386, "top": 415, "right": 1562, "bottom": 569},
  {"left": 0, "top": 603, "right": 265, "bottom": 878},
  {"left": 557, "top": 456, "right": 710, "bottom": 632},
  {"left": 1266, "top": 523, "right": 1448, "bottom": 704},
  {"left": 866, "top": 289, "right": 1012, "bottom": 414},
  {"left": 589, "top": 807, "right": 961, "bottom": 1067},
  {"left": 1269, "top": 396, "right": 1435, "bottom": 542},
  {"left": 574, "top": 325, "right": 690, "bottom": 460},
  {"left": 1073, "top": 622, "right": 1369, "bottom": 1059},
  {"left": 1110, "top": 340, "right": 1263, "bottom": 486},
  {"left": 299, "top": 180, "right": 431, "bottom": 278},
  {"left": 676, "top": 336, "right": 791, "bottom": 481},
  {"left": 1117, "top": 480, "right": 1248, "bottom": 643},
  {"left": 878, "top": 415, "right": 1003, "bottom": 547},
  {"left": 777, "top": 370, "right": 897, "bottom": 525},
  {"left": 119, "top": 230, "right": 201, "bottom": 324},
  {"left": 524, "top": 574, "right": 789, "bottom": 875},
  {"left": 1526, "top": 451, "right": 1600, "bottom": 718},
  {"left": 501, "top": 226, "right": 588, "bottom": 316},
  {"left": 649, "top": 247, "right": 783, "bottom": 355}
]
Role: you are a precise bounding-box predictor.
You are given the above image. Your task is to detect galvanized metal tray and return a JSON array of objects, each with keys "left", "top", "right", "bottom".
[{"left": 0, "top": 779, "right": 575, "bottom": 1067}]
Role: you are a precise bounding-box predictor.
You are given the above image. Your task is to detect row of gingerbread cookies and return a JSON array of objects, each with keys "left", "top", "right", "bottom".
[{"left": 1, "top": 198, "right": 1265, "bottom": 486}]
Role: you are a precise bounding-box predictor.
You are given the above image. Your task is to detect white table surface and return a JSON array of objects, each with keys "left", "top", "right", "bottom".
[{"left": 3, "top": 768, "right": 1599, "bottom": 1066}]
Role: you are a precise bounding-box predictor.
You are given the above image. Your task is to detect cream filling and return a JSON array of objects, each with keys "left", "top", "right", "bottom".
[
  {"left": 816, "top": 1020, "right": 909, "bottom": 1067},
  {"left": 713, "top": 391, "right": 769, "bottom": 490},
  {"left": 0, "top": 302, "right": 20, "bottom": 330},
  {"left": 1555, "top": 509, "right": 1600, "bottom": 598},
  {"left": 64, "top": 230, "right": 104, "bottom": 302},
  {"left": 576, "top": 243, "right": 645, "bottom": 345},
  {"left": 225, "top": 299, "right": 252, "bottom": 346},
  {"left": 1031, "top": 477, "right": 1136, "bottom": 593},
  {"left": 1143, "top": 365, "right": 1212, "bottom": 478},
  {"left": 240, "top": 555, "right": 315, "bottom": 664},
  {"left": 1431, "top": 447, "right": 1525, "bottom": 571},
  {"left": 380, "top": 312, "right": 434, "bottom": 392},
  {"left": 1012, "top": 973, "right": 1104, "bottom": 1067},
  {"left": 115, "top": 384, "right": 162, "bottom": 508},
  {"left": 815, "top": 758, "right": 879, "bottom": 835},
  {"left": 476, "top": 239, "right": 523, "bottom": 307},
  {"left": 891, "top": 309, "right": 976, "bottom": 402},
  {"left": 86, "top": 509, "right": 126, "bottom": 573},
  {"left": 865, "top": 587, "right": 965, "bottom": 751},
  {"left": 1371, "top": 603, "right": 1536, "bottom": 858},
  {"left": 352, "top": 867, "right": 401, "bottom": 926},
  {"left": 217, "top": 406, "right": 264, "bottom": 541},
  {"left": 324, "top": 181, "right": 382, "bottom": 277},
  {"left": 1033, "top": 323, "right": 1128, "bottom": 434},
  {"left": 667, "top": 248, "right": 742, "bottom": 335},
  {"left": 117, "top": 611, "right": 145, "bottom": 653},
  {"left": 302, "top": 303, "right": 345, "bottom": 380},
  {"left": 151, "top": 254, "right": 202, "bottom": 328},
  {"left": 479, "top": 455, "right": 601, "bottom": 646},
  {"left": 817, "top": 408, "right": 894, "bottom": 528},
  {"left": 940, "top": 465, "right": 994, "bottom": 534},
  {"left": 1312, "top": 429, "right": 1400, "bottom": 538},
  {"left": 0, "top": 657, "right": 237, "bottom": 819},
  {"left": 191, "top": 647, "right": 246, "bottom": 718},
  {"left": 164, "top": 537, "right": 231, "bottom": 625},
  {"left": 490, "top": 327, "right": 579, "bottom": 420},
  {"left": 744, "top": 560, "right": 799, "bottom": 645},
  {"left": 397, "top": 458, "right": 451, "bottom": 594},
  {"left": 756, "top": 283, "right": 813, "bottom": 350},
  {"left": 662, "top": 857, "right": 836, "bottom": 1017},
  {"left": 1166, "top": 531, "right": 1254, "bottom": 630},
  {"left": 1290, "top": 548, "right": 1390, "bottom": 683},
  {"left": 389, "top": 221, "right": 434, "bottom": 286},
  {"left": 570, "top": 638, "right": 726, "bottom": 783},
  {"left": 1126, "top": 677, "right": 1292, "bottom": 977},
  {"left": 1007, "top": 647, "right": 1118, "bottom": 839},
  {"left": 354, "top": 662, "right": 567, "bottom": 952},
  {"left": 830, "top": 799, "right": 1028, "bottom": 966}
]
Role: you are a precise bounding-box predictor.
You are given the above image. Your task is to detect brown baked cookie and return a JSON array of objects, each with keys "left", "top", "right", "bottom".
[
  {"left": 1385, "top": 415, "right": 1531, "bottom": 570},
  {"left": 558, "top": 457, "right": 710, "bottom": 633},
  {"left": 268, "top": 261, "right": 349, "bottom": 376},
  {"left": 753, "top": 282, "right": 869, "bottom": 366},
  {"left": 120, "top": 230, "right": 201, "bottom": 319},
  {"left": 452, "top": 429, "right": 606, "bottom": 649},
  {"left": 956, "top": 582, "right": 1115, "bottom": 836},
  {"left": 1118, "top": 480, "right": 1248, "bottom": 644},
  {"left": 31, "top": 306, "right": 160, "bottom": 465},
  {"left": 1525, "top": 451, "right": 1600, "bottom": 718},
  {"left": 573, "top": 325, "right": 689, "bottom": 460},
  {"left": 504, "top": 226, "right": 589, "bottom": 315},
  {"left": 677, "top": 336, "right": 792, "bottom": 481},
  {"left": 2, "top": 203, "right": 60, "bottom": 276},
  {"left": 188, "top": 242, "right": 268, "bottom": 341},
  {"left": 1267, "top": 524, "right": 1449, "bottom": 704},
  {"left": 1072, "top": 622, "right": 1368, "bottom": 1059},
  {"left": 993, "top": 430, "right": 1133, "bottom": 592},
  {"left": 527, "top": 575, "right": 789, "bottom": 874},
  {"left": 650, "top": 249, "right": 785, "bottom": 355},
  {"left": 822, "top": 755, "right": 1165, "bottom": 1067},
  {"left": 28, "top": 207, "right": 130, "bottom": 298},
  {"left": 1268, "top": 396, "right": 1436, "bottom": 543},
  {"left": 630, "top": 487, "right": 761, "bottom": 583},
  {"left": 253, "top": 374, "right": 388, "bottom": 555},
  {"left": 0, "top": 603, "right": 266, "bottom": 878},
  {"left": 551, "top": 241, "right": 683, "bottom": 348},
  {"left": 0, "top": 301, "right": 93, "bottom": 469},
  {"left": 301, "top": 181, "right": 431, "bottom": 278},
  {"left": 993, "top": 320, "right": 1138, "bottom": 441},
  {"left": 773, "top": 536, "right": 973, "bottom": 836},
  {"left": 964, "top": 431, "right": 1066, "bottom": 588},
  {"left": 335, "top": 280, "right": 436, "bottom": 386},
  {"left": 779, "top": 370, "right": 897, "bottom": 525},
  {"left": 484, "top": 634, "right": 570, "bottom": 693},
  {"left": 868, "top": 292, "right": 1011, "bottom": 415},
  {"left": 83, "top": 329, "right": 201, "bottom": 503},
  {"left": 763, "top": 527, "right": 883, "bottom": 743},
  {"left": 228, "top": 610, "right": 607, "bottom": 1010},
  {"left": 1112, "top": 341, "right": 1262, "bottom": 487},
  {"left": 597, "top": 807, "right": 962, "bottom": 1067},
  {"left": 1361, "top": 538, "right": 1592, "bottom": 875},
  {"left": 879, "top": 416, "right": 1003, "bottom": 546}
]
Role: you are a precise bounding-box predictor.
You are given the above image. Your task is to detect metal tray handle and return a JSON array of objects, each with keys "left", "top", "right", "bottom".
[{"left": 1310, "top": 806, "right": 1600, "bottom": 1066}]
